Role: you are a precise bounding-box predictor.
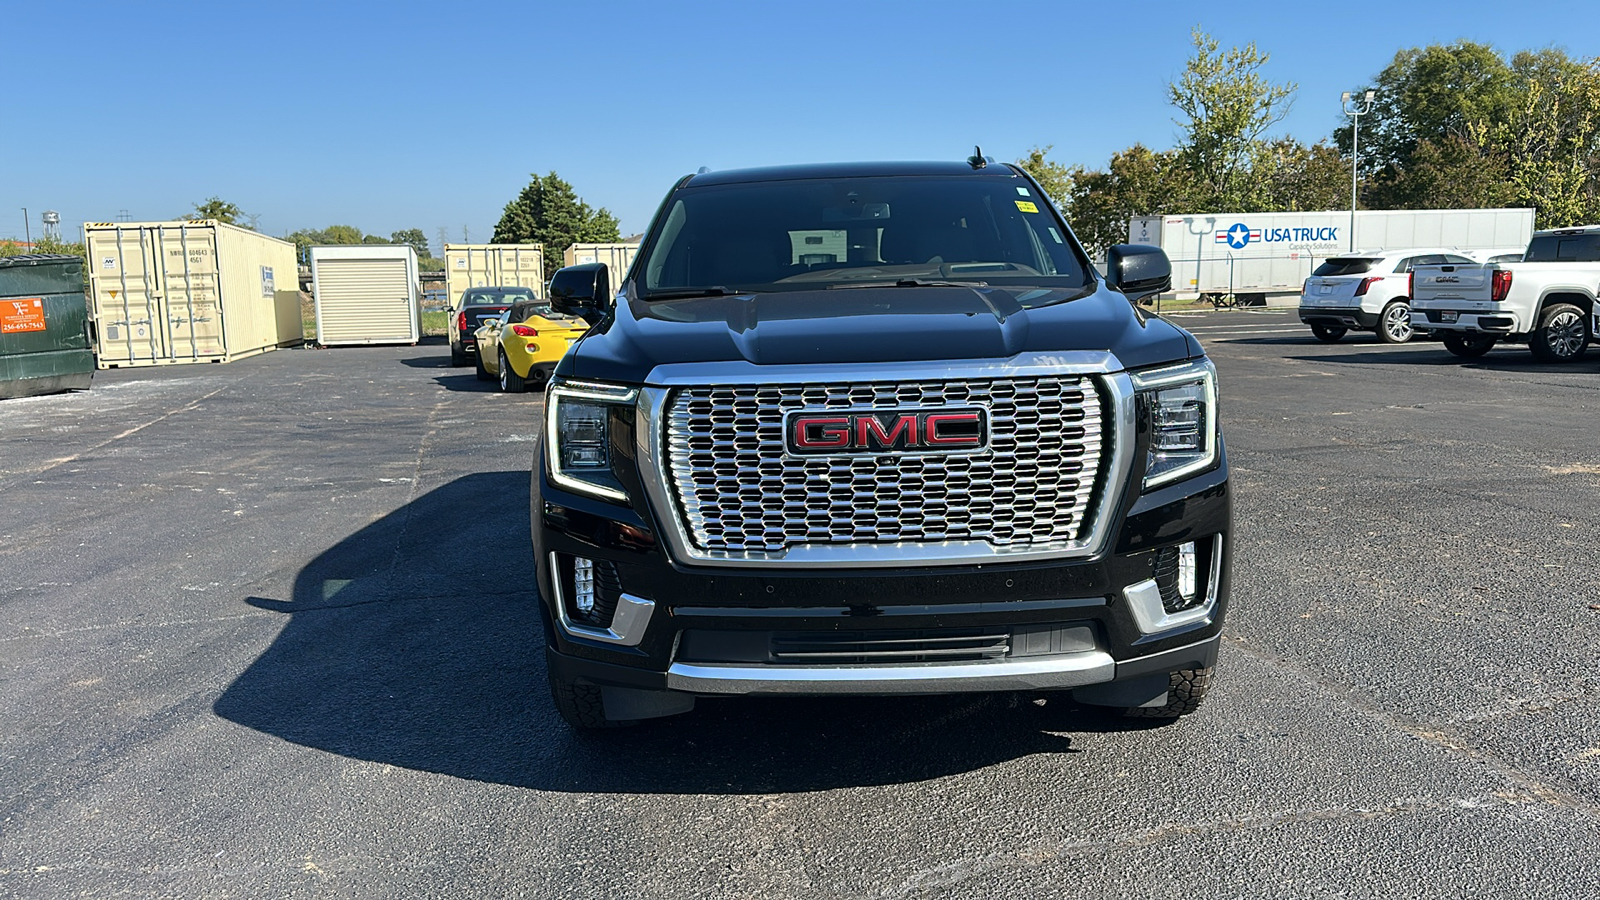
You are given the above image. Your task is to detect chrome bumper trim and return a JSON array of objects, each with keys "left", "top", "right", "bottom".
[
  {"left": 665, "top": 652, "right": 1115, "bottom": 695},
  {"left": 1123, "top": 535, "right": 1224, "bottom": 636}
]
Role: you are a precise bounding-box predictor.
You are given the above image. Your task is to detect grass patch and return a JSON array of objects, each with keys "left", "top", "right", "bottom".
[{"left": 422, "top": 310, "right": 448, "bottom": 337}]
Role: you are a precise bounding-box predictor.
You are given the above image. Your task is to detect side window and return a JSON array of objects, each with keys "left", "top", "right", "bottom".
[{"left": 1392, "top": 257, "right": 1416, "bottom": 273}]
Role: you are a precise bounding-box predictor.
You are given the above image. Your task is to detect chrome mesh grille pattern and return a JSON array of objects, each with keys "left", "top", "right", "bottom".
[{"left": 664, "top": 377, "right": 1106, "bottom": 554}]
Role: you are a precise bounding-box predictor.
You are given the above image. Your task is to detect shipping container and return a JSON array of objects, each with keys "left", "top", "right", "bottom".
[
  {"left": 311, "top": 245, "right": 420, "bottom": 345},
  {"left": 1, "top": 255, "right": 93, "bottom": 399},
  {"left": 443, "top": 244, "right": 545, "bottom": 303},
  {"left": 1127, "top": 208, "right": 1536, "bottom": 302},
  {"left": 562, "top": 242, "right": 640, "bottom": 286},
  {"left": 84, "top": 220, "right": 303, "bottom": 368}
]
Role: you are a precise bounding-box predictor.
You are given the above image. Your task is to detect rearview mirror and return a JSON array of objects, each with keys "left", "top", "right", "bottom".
[
  {"left": 549, "top": 263, "right": 610, "bottom": 323},
  {"left": 1105, "top": 244, "right": 1172, "bottom": 305}
]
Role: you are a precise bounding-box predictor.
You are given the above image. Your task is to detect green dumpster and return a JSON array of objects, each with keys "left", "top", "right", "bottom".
[{"left": 1, "top": 255, "right": 94, "bottom": 399}]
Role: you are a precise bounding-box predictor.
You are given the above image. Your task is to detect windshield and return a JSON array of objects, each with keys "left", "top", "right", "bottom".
[
  {"left": 1312, "top": 258, "right": 1378, "bottom": 277},
  {"left": 1524, "top": 233, "right": 1600, "bottom": 262},
  {"left": 462, "top": 288, "right": 534, "bottom": 306},
  {"left": 640, "top": 175, "right": 1092, "bottom": 295}
]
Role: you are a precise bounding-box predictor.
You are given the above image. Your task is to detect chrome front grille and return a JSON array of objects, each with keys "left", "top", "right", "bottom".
[{"left": 663, "top": 376, "right": 1107, "bottom": 554}]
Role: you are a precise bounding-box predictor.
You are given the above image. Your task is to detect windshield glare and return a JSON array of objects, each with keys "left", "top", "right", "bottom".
[{"left": 642, "top": 175, "right": 1091, "bottom": 294}]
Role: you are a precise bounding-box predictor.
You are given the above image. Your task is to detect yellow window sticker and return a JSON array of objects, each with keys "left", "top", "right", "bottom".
[{"left": 1015, "top": 200, "right": 1039, "bottom": 213}]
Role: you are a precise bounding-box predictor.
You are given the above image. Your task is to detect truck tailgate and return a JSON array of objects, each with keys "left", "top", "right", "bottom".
[{"left": 1412, "top": 263, "right": 1494, "bottom": 303}]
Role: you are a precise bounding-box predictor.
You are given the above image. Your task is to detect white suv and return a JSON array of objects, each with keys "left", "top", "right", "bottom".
[{"left": 1298, "top": 248, "right": 1479, "bottom": 343}]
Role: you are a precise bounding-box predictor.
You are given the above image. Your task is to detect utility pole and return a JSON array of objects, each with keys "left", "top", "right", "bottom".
[
  {"left": 462, "top": 225, "right": 471, "bottom": 243},
  {"left": 21, "top": 208, "right": 30, "bottom": 244},
  {"left": 1341, "top": 89, "right": 1376, "bottom": 252},
  {"left": 436, "top": 226, "right": 448, "bottom": 255}
]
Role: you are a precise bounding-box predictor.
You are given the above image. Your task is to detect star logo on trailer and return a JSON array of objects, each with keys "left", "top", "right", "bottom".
[{"left": 1216, "top": 223, "right": 1260, "bottom": 250}]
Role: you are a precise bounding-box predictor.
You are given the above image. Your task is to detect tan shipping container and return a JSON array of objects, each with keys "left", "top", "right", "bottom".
[
  {"left": 444, "top": 244, "right": 545, "bottom": 302},
  {"left": 84, "top": 220, "right": 303, "bottom": 369},
  {"left": 563, "top": 243, "right": 640, "bottom": 288},
  {"left": 311, "top": 246, "right": 421, "bottom": 346}
]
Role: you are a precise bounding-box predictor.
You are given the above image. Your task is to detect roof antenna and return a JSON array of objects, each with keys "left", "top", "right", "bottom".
[
  {"left": 697, "top": 166, "right": 711, "bottom": 174},
  {"left": 967, "top": 146, "right": 987, "bottom": 169}
]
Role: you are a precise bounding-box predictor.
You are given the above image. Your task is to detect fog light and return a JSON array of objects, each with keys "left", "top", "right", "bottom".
[
  {"left": 1154, "top": 541, "right": 1203, "bottom": 613},
  {"left": 573, "top": 557, "right": 595, "bottom": 614},
  {"left": 1178, "top": 542, "right": 1198, "bottom": 601}
]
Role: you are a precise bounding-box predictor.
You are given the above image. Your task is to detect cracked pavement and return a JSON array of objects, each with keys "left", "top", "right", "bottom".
[{"left": 2, "top": 317, "right": 1599, "bottom": 898}]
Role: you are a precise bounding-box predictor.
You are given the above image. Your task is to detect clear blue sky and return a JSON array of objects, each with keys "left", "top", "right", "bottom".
[{"left": 5, "top": 0, "right": 1596, "bottom": 251}]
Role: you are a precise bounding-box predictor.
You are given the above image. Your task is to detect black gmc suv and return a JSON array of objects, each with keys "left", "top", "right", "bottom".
[{"left": 532, "top": 159, "right": 1231, "bottom": 729}]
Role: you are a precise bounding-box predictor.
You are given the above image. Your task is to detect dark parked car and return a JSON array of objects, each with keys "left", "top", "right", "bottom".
[
  {"left": 448, "top": 286, "right": 536, "bottom": 366},
  {"left": 533, "top": 158, "right": 1231, "bottom": 729}
]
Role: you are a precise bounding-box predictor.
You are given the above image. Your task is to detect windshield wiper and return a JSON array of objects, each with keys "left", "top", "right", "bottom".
[
  {"left": 830, "top": 278, "right": 989, "bottom": 289},
  {"left": 642, "top": 286, "right": 746, "bottom": 300}
]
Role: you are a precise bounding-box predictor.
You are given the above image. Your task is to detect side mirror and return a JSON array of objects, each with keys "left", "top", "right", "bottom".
[
  {"left": 1105, "top": 244, "right": 1172, "bottom": 305},
  {"left": 549, "top": 263, "right": 610, "bottom": 322}
]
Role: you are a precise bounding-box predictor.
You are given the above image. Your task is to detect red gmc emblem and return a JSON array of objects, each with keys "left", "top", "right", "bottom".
[{"left": 783, "top": 408, "right": 988, "bottom": 455}]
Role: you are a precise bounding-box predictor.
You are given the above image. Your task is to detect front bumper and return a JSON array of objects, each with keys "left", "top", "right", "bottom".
[{"left": 533, "top": 447, "right": 1231, "bottom": 698}]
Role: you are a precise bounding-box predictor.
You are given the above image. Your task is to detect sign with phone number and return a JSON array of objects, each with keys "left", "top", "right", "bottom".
[{"left": 1, "top": 298, "right": 47, "bottom": 334}]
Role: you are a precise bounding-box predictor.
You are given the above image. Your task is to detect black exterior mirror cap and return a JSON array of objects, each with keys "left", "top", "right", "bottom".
[
  {"left": 549, "top": 263, "right": 611, "bottom": 320},
  {"left": 1105, "top": 244, "right": 1172, "bottom": 303}
]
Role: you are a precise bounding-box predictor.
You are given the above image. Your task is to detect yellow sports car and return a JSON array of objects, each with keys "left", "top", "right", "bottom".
[{"left": 474, "top": 299, "right": 588, "bottom": 392}]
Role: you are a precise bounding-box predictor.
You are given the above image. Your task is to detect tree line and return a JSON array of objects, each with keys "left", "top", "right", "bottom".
[{"left": 1024, "top": 31, "right": 1600, "bottom": 258}]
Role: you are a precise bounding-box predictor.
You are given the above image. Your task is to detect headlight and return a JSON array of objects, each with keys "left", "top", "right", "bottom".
[
  {"left": 545, "top": 379, "right": 638, "bottom": 503},
  {"left": 1130, "top": 359, "right": 1219, "bottom": 490}
]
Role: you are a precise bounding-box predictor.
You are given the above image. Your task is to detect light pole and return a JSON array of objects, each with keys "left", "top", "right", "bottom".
[{"left": 1341, "top": 90, "right": 1376, "bottom": 252}]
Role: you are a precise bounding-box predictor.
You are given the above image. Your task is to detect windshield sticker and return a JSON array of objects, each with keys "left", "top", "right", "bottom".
[
  {"left": 1016, "top": 187, "right": 1031, "bottom": 196},
  {"left": 1047, "top": 227, "right": 1064, "bottom": 244},
  {"left": 1015, "top": 200, "right": 1039, "bottom": 213}
]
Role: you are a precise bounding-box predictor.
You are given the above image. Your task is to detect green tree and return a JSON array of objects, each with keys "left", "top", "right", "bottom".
[
  {"left": 1339, "top": 42, "right": 1515, "bottom": 182},
  {"left": 187, "top": 197, "right": 247, "bottom": 227},
  {"left": 361, "top": 234, "right": 389, "bottom": 244},
  {"left": 1505, "top": 50, "right": 1600, "bottom": 227},
  {"left": 1249, "top": 139, "right": 1352, "bottom": 212},
  {"left": 1063, "top": 145, "right": 1197, "bottom": 259},
  {"left": 1368, "top": 133, "right": 1515, "bottom": 210},
  {"left": 1170, "top": 29, "right": 1297, "bottom": 211},
  {"left": 0, "top": 235, "right": 87, "bottom": 262},
  {"left": 493, "top": 172, "right": 622, "bottom": 256},
  {"left": 390, "top": 228, "right": 433, "bottom": 258},
  {"left": 1016, "top": 145, "right": 1073, "bottom": 210}
]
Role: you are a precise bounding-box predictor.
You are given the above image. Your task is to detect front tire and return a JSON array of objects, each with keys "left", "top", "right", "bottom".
[
  {"left": 1121, "top": 667, "right": 1213, "bottom": 719},
  {"left": 1376, "top": 300, "right": 1414, "bottom": 344},
  {"left": 547, "top": 656, "right": 633, "bottom": 731},
  {"left": 1443, "top": 333, "right": 1496, "bottom": 358},
  {"left": 1528, "top": 303, "right": 1589, "bottom": 363},
  {"left": 499, "top": 351, "right": 526, "bottom": 393},
  {"left": 1310, "top": 324, "right": 1346, "bottom": 342}
]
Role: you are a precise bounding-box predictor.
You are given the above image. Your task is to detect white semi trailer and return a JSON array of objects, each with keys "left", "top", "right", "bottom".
[{"left": 1128, "top": 208, "right": 1535, "bottom": 304}]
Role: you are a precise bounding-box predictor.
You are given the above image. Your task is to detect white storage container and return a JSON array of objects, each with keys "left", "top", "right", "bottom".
[
  {"left": 443, "top": 244, "right": 545, "bottom": 302},
  {"left": 311, "top": 246, "right": 420, "bottom": 345},
  {"left": 562, "top": 243, "right": 640, "bottom": 286},
  {"left": 84, "top": 220, "right": 302, "bottom": 368}
]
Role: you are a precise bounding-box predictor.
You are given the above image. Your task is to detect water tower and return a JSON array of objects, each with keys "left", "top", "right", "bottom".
[{"left": 41, "top": 210, "right": 60, "bottom": 241}]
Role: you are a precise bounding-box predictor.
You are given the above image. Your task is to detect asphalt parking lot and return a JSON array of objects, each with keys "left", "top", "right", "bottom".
[{"left": 3, "top": 310, "right": 1599, "bottom": 898}]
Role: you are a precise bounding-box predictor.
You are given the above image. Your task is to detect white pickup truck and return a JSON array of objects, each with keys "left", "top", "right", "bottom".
[{"left": 1411, "top": 225, "right": 1600, "bottom": 362}]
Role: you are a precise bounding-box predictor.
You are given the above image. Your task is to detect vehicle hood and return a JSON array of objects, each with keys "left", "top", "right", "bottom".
[{"left": 562, "top": 285, "right": 1201, "bottom": 383}]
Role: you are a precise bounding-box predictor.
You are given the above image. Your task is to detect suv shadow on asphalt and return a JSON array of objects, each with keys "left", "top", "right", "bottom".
[{"left": 213, "top": 472, "right": 1151, "bottom": 795}]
